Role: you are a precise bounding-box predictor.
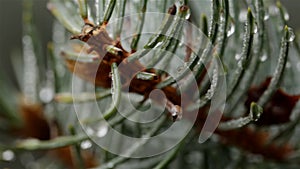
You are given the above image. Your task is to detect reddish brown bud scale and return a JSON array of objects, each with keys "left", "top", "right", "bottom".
[
  {"left": 179, "top": 5, "right": 189, "bottom": 13},
  {"left": 216, "top": 127, "right": 293, "bottom": 161},
  {"left": 18, "top": 101, "right": 50, "bottom": 140},
  {"left": 168, "top": 4, "right": 177, "bottom": 15}
]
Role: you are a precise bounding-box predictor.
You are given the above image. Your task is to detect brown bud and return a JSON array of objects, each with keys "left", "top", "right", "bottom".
[
  {"left": 168, "top": 4, "right": 177, "bottom": 15},
  {"left": 179, "top": 5, "right": 189, "bottom": 13}
]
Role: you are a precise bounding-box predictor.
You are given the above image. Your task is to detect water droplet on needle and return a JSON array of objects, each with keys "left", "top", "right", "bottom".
[
  {"left": 227, "top": 24, "right": 235, "bottom": 37},
  {"left": 287, "top": 27, "right": 295, "bottom": 42},
  {"left": 260, "top": 51, "right": 268, "bottom": 62},
  {"left": 2, "top": 150, "right": 15, "bottom": 161},
  {"left": 96, "top": 125, "right": 108, "bottom": 138}
]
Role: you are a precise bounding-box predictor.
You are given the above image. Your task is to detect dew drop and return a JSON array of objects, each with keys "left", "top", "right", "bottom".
[
  {"left": 39, "top": 87, "right": 54, "bottom": 103},
  {"left": 227, "top": 23, "right": 235, "bottom": 37},
  {"left": 108, "top": 33, "right": 114, "bottom": 38},
  {"left": 227, "top": 26, "right": 235, "bottom": 37},
  {"left": 110, "top": 72, "right": 115, "bottom": 95},
  {"left": 235, "top": 54, "right": 241, "bottom": 61},
  {"left": 171, "top": 105, "right": 182, "bottom": 120},
  {"left": 81, "top": 140, "right": 92, "bottom": 149},
  {"left": 287, "top": 27, "right": 295, "bottom": 42},
  {"left": 2, "top": 150, "right": 15, "bottom": 161},
  {"left": 96, "top": 125, "right": 108, "bottom": 138},
  {"left": 238, "top": 10, "right": 248, "bottom": 22},
  {"left": 85, "top": 127, "right": 95, "bottom": 135},
  {"left": 110, "top": 87, "right": 115, "bottom": 95},
  {"left": 253, "top": 24, "right": 258, "bottom": 34},
  {"left": 106, "top": 162, "right": 114, "bottom": 168},
  {"left": 219, "top": 15, "right": 225, "bottom": 23},
  {"left": 264, "top": 13, "right": 270, "bottom": 21},
  {"left": 154, "top": 41, "right": 163, "bottom": 48},
  {"left": 185, "top": 10, "right": 191, "bottom": 20},
  {"left": 179, "top": 35, "right": 185, "bottom": 47},
  {"left": 286, "top": 61, "right": 291, "bottom": 68},
  {"left": 179, "top": 42, "right": 184, "bottom": 47},
  {"left": 260, "top": 52, "right": 268, "bottom": 62},
  {"left": 284, "top": 12, "right": 290, "bottom": 21}
]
